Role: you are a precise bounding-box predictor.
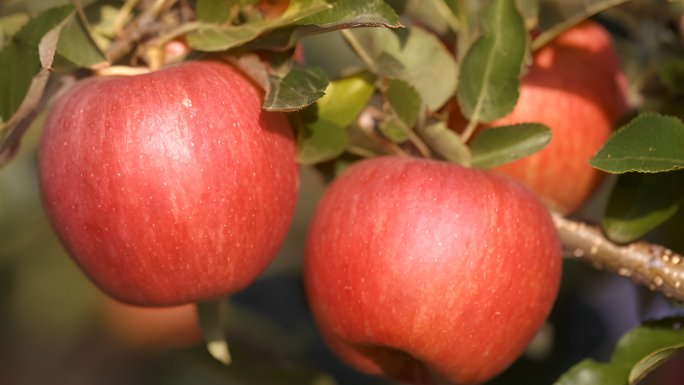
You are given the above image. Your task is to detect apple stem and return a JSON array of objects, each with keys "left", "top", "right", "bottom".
[
  {"left": 197, "top": 298, "right": 232, "bottom": 365},
  {"left": 554, "top": 212, "right": 684, "bottom": 303}
]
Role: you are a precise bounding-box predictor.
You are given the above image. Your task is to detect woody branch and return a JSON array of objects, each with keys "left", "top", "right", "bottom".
[{"left": 554, "top": 212, "right": 684, "bottom": 303}]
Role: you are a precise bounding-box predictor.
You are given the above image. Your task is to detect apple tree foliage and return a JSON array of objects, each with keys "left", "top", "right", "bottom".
[{"left": 1, "top": 0, "right": 684, "bottom": 384}]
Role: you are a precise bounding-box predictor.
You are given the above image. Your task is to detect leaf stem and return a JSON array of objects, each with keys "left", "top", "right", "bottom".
[
  {"left": 341, "top": 29, "right": 377, "bottom": 72},
  {"left": 113, "top": 0, "right": 139, "bottom": 36},
  {"left": 460, "top": 117, "right": 479, "bottom": 143},
  {"left": 530, "top": 0, "right": 631, "bottom": 51},
  {"left": 147, "top": 21, "right": 202, "bottom": 48},
  {"left": 74, "top": 0, "right": 93, "bottom": 33},
  {"left": 197, "top": 298, "right": 231, "bottom": 365}
]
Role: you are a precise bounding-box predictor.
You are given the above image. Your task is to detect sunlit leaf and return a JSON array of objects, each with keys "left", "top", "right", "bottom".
[
  {"left": 196, "top": 0, "right": 237, "bottom": 24},
  {"left": 263, "top": 65, "right": 328, "bottom": 111},
  {"left": 456, "top": 0, "right": 527, "bottom": 123},
  {"left": 344, "top": 26, "right": 457, "bottom": 110},
  {"left": 296, "top": 71, "right": 375, "bottom": 164},
  {"left": 628, "top": 346, "right": 684, "bottom": 384},
  {"left": 470, "top": 123, "right": 551, "bottom": 169},
  {"left": 297, "top": 111, "right": 348, "bottom": 165},
  {"left": 247, "top": 0, "right": 401, "bottom": 51},
  {"left": 554, "top": 317, "right": 684, "bottom": 385},
  {"left": 316, "top": 70, "right": 375, "bottom": 128},
  {"left": 0, "top": 13, "right": 31, "bottom": 38},
  {"left": 589, "top": 114, "right": 684, "bottom": 173},
  {"left": 186, "top": 0, "right": 333, "bottom": 51}
]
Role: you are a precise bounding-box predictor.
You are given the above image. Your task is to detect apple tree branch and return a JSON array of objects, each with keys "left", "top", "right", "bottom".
[{"left": 553, "top": 212, "right": 684, "bottom": 303}]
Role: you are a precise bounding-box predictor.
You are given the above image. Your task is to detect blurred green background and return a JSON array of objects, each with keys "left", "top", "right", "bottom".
[{"left": 0, "top": 18, "right": 684, "bottom": 385}]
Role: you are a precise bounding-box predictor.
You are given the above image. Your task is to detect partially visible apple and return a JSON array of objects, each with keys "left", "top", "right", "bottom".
[
  {"left": 39, "top": 61, "right": 299, "bottom": 307},
  {"left": 450, "top": 21, "right": 629, "bottom": 214},
  {"left": 101, "top": 295, "right": 202, "bottom": 350},
  {"left": 304, "top": 156, "right": 561, "bottom": 385}
]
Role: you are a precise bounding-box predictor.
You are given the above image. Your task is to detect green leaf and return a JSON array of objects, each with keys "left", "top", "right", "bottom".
[
  {"left": 589, "top": 114, "right": 684, "bottom": 173},
  {"left": 296, "top": 71, "right": 375, "bottom": 165},
  {"left": 252, "top": 0, "right": 400, "bottom": 50},
  {"left": 186, "top": 0, "right": 332, "bottom": 51},
  {"left": 196, "top": 0, "right": 236, "bottom": 24},
  {"left": 297, "top": 110, "right": 348, "bottom": 165},
  {"left": 0, "top": 44, "right": 40, "bottom": 123},
  {"left": 0, "top": 4, "right": 75, "bottom": 124},
  {"left": 629, "top": 346, "right": 684, "bottom": 384},
  {"left": 554, "top": 317, "right": 684, "bottom": 385},
  {"left": 263, "top": 65, "right": 329, "bottom": 112},
  {"left": 0, "top": 13, "right": 31, "bottom": 38},
  {"left": 470, "top": 123, "right": 552, "bottom": 169},
  {"left": 385, "top": 78, "right": 420, "bottom": 128},
  {"left": 14, "top": 4, "right": 75, "bottom": 47},
  {"left": 416, "top": 118, "right": 471, "bottom": 166},
  {"left": 344, "top": 26, "right": 458, "bottom": 110},
  {"left": 379, "top": 117, "right": 408, "bottom": 143},
  {"left": 294, "top": 0, "right": 400, "bottom": 31},
  {"left": 611, "top": 318, "right": 684, "bottom": 366},
  {"left": 603, "top": 171, "right": 684, "bottom": 244},
  {"left": 658, "top": 58, "right": 684, "bottom": 93},
  {"left": 316, "top": 70, "right": 375, "bottom": 128},
  {"left": 405, "top": 0, "right": 460, "bottom": 35},
  {"left": 55, "top": 14, "right": 107, "bottom": 68},
  {"left": 554, "top": 359, "right": 626, "bottom": 385},
  {"left": 456, "top": 0, "right": 527, "bottom": 123}
]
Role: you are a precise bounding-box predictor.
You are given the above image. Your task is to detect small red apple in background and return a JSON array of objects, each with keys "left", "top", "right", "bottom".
[
  {"left": 39, "top": 61, "right": 298, "bottom": 307},
  {"left": 304, "top": 156, "right": 561, "bottom": 385},
  {"left": 255, "top": 0, "right": 290, "bottom": 20},
  {"left": 101, "top": 296, "right": 201, "bottom": 350},
  {"left": 450, "top": 21, "right": 629, "bottom": 214}
]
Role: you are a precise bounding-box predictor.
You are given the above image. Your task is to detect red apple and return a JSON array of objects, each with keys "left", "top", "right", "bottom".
[
  {"left": 39, "top": 61, "right": 298, "bottom": 307},
  {"left": 304, "top": 156, "right": 561, "bottom": 385},
  {"left": 450, "top": 21, "right": 629, "bottom": 214}
]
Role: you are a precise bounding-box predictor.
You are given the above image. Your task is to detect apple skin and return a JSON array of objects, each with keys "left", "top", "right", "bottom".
[
  {"left": 304, "top": 156, "right": 562, "bottom": 385},
  {"left": 450, "top": 21, "right": 629, "bottom": 214},
  {"left": 39, "top": 61, "right": 298, "bottom": 307}
]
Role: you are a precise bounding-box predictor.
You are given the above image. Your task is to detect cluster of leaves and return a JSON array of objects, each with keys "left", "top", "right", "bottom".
[{"left": 3, "top": 0, "right": 684, "bottom": 384}]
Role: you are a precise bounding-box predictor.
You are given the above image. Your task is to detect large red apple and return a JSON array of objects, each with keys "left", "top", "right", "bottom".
[
  {"left": 39, "top": 61, "right": 298, "bottom": 307},
  {"left": 304, "top": 156, "right": 561, "bottom": 385},
  {"left": 451, "top": 21, "right": 629, "bottom": 214}
]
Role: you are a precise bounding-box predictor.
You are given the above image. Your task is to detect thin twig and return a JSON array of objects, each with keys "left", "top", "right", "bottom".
[
  {"left": 554, "top": 212, "right": 684, "bottom": 303},
  {"left": 74, "top": 0, "right": 93, "bottom": 33},
  {"left": 460, "top": 117, "right": 478, "bottom": 143},
  {"left": 531, "top": 0, "right": 632, "bottom": 51},
  {"left": 146, "top": 21, "right": 201, "bottom": 48},
  {"left": 113, "top": 0, "right": 139, "bottom": 36},
  {"left": 341, "top": 29, "right": 377, "bottom": 72}
]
